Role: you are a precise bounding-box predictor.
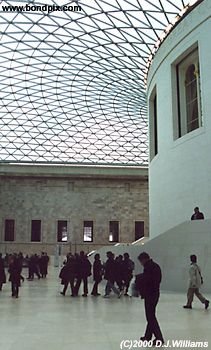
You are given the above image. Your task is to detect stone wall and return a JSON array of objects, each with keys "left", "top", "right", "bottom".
[{"left": 0, "top": 165, "right": 148, "bottom": 255}]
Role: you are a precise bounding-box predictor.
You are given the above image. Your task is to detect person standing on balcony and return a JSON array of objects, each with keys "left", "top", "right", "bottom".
[{"left": 191, "top": 207, "right": 204, "bottom": 220}]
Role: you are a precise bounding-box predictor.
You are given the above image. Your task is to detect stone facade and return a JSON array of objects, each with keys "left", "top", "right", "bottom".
[{"left": 0, "top": 165, "right": 148, "bottom": 255}]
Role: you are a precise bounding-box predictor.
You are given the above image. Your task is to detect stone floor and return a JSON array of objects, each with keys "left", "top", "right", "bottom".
[{"left": 0, "top": 267, "right": 210, "bottom": 350}]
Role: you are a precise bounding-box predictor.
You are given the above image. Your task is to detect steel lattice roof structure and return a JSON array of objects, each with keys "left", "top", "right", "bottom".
[{"left": 0, "top": 0, "right": 200, "bottom": 166}]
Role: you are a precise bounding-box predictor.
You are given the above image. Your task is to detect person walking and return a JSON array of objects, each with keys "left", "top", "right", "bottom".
[
  {"left": 8, "top": 255, "right": 22, "bottom": 298},
  {"left": 43, "top": 252, "right": 49, "bottom": 278},
  {"left": 138, "top": 252, "right": 164, "bottom": 347},
  {"left": 39, "top": 252, "right": 49, "bottom": 278},
  {"left": 0, "top": 253, "right": 6, "bottom": 291},
  {"left": 91, "top": 254, "right": 103, "bottom": 296},
  {"left": 115, "top": 255, "right": 124, "bottom": 292},
  {"left": 183, "top": 254, "right": 209, "bottom": 310},
  {"left": 123, "top": 253, "right": 134, "bottom": 296},
  {"left": 27, "top": 254, "right": 41, "bottom": 280},
  {"left": 74, "top": 251, "right": 92, "bottom": 297},
  {"left": 59, "top": 255, "right": 76, "bottom": 296},
  {"left": 39, "top": 253, "right": 45, "bottom": 278},
  {"left": 17, "top": 252, "right": 25, "bottom": 283},
  {"left": 103, "top": 251, "right": 121, "bottom": 298},
  {"left": 27, "top": 255, "right": 34, "bottom": 280}
]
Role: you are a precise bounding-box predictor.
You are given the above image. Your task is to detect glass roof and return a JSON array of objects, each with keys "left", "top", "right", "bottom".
[{"left": 0, "top": 0, "right": 198, "bottom": 166}]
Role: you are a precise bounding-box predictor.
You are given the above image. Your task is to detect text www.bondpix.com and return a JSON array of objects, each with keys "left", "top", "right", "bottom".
[{"left": 0, "top": 3, "right": 82, "bottom": 13}]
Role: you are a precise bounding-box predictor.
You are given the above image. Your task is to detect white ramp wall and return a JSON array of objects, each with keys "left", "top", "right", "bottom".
[{"left": 90, "top": 220, "right": 211, "bottom": 293}]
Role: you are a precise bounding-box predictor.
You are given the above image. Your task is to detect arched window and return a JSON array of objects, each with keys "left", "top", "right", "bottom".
[
  {"left": 149, "top": 86, "right": 157, "bottom": 161},
  {"left": 185, "top": 63, "right": 199, "bottom": 132},
  {"left": 176, "top": 48, "right": 202, "bottom": 137}
]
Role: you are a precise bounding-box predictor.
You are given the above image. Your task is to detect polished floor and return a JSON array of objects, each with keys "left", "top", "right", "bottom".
[{"left": 0, "top": 267, "right": 210, "bottom": 350}]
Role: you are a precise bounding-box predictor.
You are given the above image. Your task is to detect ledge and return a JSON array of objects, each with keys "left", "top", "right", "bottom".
[{"left": 0, "top": 163, "right": 148, "bottom": 180}]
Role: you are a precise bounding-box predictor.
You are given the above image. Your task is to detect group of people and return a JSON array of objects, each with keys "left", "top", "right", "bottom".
[
  {"left": 28, "top": 252, "right": 49, "bottom": 280},
  {"left": 103, "top": 251, "right": 134, "bottom": 298},
  {"left": 0, "top": 251, "right": 49, "bottom": 298},
  {"left": 59, "top": 251, "right": 134, "bottom": 298},
  {"left": 0, "top": 247, "right": 210, "bottom": 348},
  {"left": 59, "top": 250, "right": 165, "bottom": 347}
]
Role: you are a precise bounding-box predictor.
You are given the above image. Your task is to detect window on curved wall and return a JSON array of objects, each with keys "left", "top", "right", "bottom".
[
  {"left": 149, "top": 87, "right": 158, "bottom": 161},
  {"left": 177, "top": 49, "right": 202, "bottom": 137},
  {"left": 185, "top": 64, "right": 199, "bottom": 132}
]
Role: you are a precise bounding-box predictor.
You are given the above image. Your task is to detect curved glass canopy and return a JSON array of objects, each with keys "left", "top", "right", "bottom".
[{"left": 0, "top": 0, "right": 198, "bottom": 165}]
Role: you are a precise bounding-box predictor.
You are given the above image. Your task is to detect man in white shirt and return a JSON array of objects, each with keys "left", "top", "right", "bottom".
[{"left": 183, "top": 255, "right": 209, "bottom": 310}]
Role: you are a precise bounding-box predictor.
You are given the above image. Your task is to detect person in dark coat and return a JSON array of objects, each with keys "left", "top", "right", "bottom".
[
  {"left": 91, "top": 254, "right": 103, "bottom": 296},
  {"left": 39, "top": 252, "right": 49, "bottom": 278},
  {"left": 34, "top": 254, "right": 41, "bottom": 278},
  {"left": 115, "top": 255, "right": 124, "bottom": 291},
  {"left": 28, "top": 254, "right": 40, "bottom": 280},
  {"left": 74, "top": 251, "right": 92, "bottom": 297},
  {"left": 8, "top": 256, "right": 22, "bottom": 298},
  {"left": 43, "top": 252, "right": 49, "bottom": 278},
  {"left": 17, "top": 252, "right": 25, "bottom": 283},
  {"left": 4, "top": 253, "right": 9, "bottom": 267},
  {"left": 138, "top": 252, "right": 164, "bottom": 347},
  {"left": 39, "top": 253, "right": 44, "bottom": 278},
  {"left": 191, "top": 207, "right": 204, "bottom": 220},
  {"left": 27, "top": 255, "right": 34, "bottom": 280},
  {"left": 59, "top": 255, "right": 76, "bottom": 296},
  {"left": 0, "top": 253, "right": 6, "bottom": 291},
  {"left": 103, "top": 251, "right": 121, "bottom": 298},
  {"left": 123, "top": 253, "right": 134, "bottom": 296}
]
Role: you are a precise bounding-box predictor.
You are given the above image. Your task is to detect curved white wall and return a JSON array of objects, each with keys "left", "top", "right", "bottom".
[{"left": 148, "top": 0, "right": 211, "bottom": 237}]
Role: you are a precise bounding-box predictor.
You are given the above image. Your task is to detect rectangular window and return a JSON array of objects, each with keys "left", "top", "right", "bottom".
[
  {"left": 109, "top": 221, "right": 119, "bottom": 242},
  {"left": 4, "top": 219, "right": 15, "bottom": 242},
  {"left": 57, "top": 220, "right": 68, "bottom": 242},
  {"left": 177, "top": 48, "right": 201, "bottom": 137},
  {"left": 31, "top": 220, "right": 41, "bottom": 242},
  {"left": 83, "top": 221, "right": 93, "bottom": 242},
  {"left": 149, "top": 87, "right": 158, "bottom": 160},
  {"left": 135, "top": 221, "right": 145, "bottom": 241}
]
